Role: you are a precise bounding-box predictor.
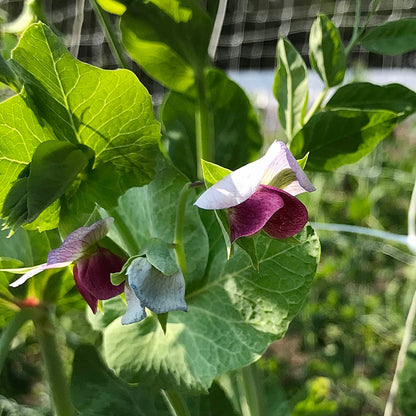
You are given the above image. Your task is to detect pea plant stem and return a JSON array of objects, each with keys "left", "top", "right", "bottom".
[
  {"left": 89, "top": 0, "right": 129, "bottom": 69},
  {"left": 33, "top": 308, "right": 76, "bottom": 416},
  {"left": 195, "top": 73, "right": 214, "bottom": 179},
  {"left": 237, "top": 364, "right": 264, "bottom": 416},
  {"left": 161, "top": 389, "right": 191, "bottom": 416},
  {"left": 174, "top": 183, "right": 193, "bottom": 276}
]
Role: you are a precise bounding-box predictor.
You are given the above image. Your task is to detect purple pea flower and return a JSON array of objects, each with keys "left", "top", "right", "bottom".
[
  {"left": 7, "top": 218, "right": 125, "bottom": 313},
  {"left": 195, "top": 141, "right": 315, "bottom": 242}
]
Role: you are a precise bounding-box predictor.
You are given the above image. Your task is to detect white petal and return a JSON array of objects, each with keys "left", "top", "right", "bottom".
[
  {"left": 195, "top": 141, "right": 282, "bottom": 209},
  {"left": 8, "top": 261, "right": 72, "bottom": 287},
  {"left": 261, "top": 141, "right": 315, "bottom": 196}
]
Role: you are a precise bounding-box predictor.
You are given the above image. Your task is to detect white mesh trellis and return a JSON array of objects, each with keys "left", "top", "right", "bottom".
[{"left": 1, "top": 0, "right": 416, "bottom": 84}]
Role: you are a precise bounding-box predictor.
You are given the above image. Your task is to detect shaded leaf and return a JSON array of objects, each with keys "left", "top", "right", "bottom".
[
  {"left": 70, "top": 344, "right": 168, "bottom": 416},
  {"left": 290, "top": 109, "right": 397, "bottom": 171},
  {"left": 162, "top": 69, "right": 263, "bottom": 180},
  {"left": 121, "top": 0, "right": 212, "bottom": 92},
  {"left": 2, "top": 141, "right": 93, "bottom": 230},
  {"left": 309, "top": 14, "right": 346, "bottom": 88},
  {"left": 326, "top": 82, "right": 416, "bottom": 117},
  {"left": 361, "top": 18, "right": 416, "bottom": 55},
  {"left": 273, "top": 37, "right": 308, "bottom": 139}
]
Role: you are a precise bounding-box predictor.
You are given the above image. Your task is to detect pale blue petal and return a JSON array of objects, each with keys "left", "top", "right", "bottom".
[
  {"left": 127, "top": 257, "right": 187, "bottom": 315},
  {"left": 121, "top": 284, "right": 147, "bottom": 325}
]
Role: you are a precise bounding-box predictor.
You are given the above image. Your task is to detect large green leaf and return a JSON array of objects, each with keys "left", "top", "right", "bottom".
[
  {"left": 121, "top": 0, "right": 212, "bottom": 92},
  {"left": 309, "top": 14, "right": 346, "bottom": 88},
  {"left": 290, "top": 109, "right": 397, "bottom": 171},
  {"left": 102, "top": 223, "right": 319, "bottom": 391},
  {"left": 361, "top": 18, "right": 416, "bottom": 55},
  {"left": 398, "top": 342, "right": 416, "bottom": 416},
  {"left": 0, "top": 22, "right": 160, "bottom": 229},
  {"left": 70, "top": 345, "right": 168, "bottom": 416},
  {"left": 326, "top": 82, "right": 416, "bottom": 118},
  {"left": 273, "top": 37, "right": 308, "bottom": 140},
  {"left": 11, "top": 23, "right": 160, "bottom": 172},
  {"left": 108, "top": 156, "right": 209, "bottom": 284},
  {"left": 161, "top": 69, "right": 263, "bottom": 180}
]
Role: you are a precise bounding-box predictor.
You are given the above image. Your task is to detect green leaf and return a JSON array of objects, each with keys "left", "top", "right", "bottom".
[
  {"left": 398, "top": 342, "right": 416, "bottom": 416},
  {"left": 11, "top": 23, "right": 160, "bottom": 172},
  {"left": 121, "top": 0, "right": 212, "bottom": 93},
  {"left": 326, "top": 82, "right": 416, "bottom": 117},
  {"left": 97, "top": 0, "right": 127, "bottom": 15},
  {"left": 109, "top": 156, "right": 209, "bottom": 286},
  {"left": 2, "top": 141, "right": 94, "bottom": 230},
  {"left": 309, "top": 14, "right": 346, "bottom": 88},
  {"left": 290, "top": 109, "right": 397, "bottom": 171},
  {"left": 162, "top": 69, "right": 263, "bottom": 180},
  {"left": 70, "top": 344, "right": 168, "bottom": 416},
  {"left": 201, "top": 160, "right": 231, "bottom": 187},
  {"left": 87, "top": 296, "right": 126, "bottom": 331},
  {"left": 361, "top": 18, "right": 416, "bottom": 55},
  {"left": 102, "top": 225, "right": 319, "bottom": 391},
  {"left": 0, "top": 94, "right": 54, "bottom": 216},
  {"left": 0, "top": 22, "right": 160, "bottom": 229},
  {"left": 273, "top": 37, "right": 308, "bottom": 139}
]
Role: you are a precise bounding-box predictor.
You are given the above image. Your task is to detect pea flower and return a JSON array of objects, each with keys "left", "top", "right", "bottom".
[
  {"left": 194, "top": 141, "right": 315, "bottom": 242},
  {"left": 7, "top": 218, "right": 125, "bottom": 313},
  {"left": 121, "top": 256, "right": 187, "bottom": 325}
]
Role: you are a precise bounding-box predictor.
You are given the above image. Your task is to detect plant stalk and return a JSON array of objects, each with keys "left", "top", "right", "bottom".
[
  {"left": 33, "top": 308, "right": 76, "bottom": 416},
  {"left": 195, "top": 73, "right": 214, "bottom": 179},
  {"left": 237, "top": 364, "right": 263, "bottom": 416},
  {"left": 89, "top": 0, "right": 129, "bottom": 69},
  {"left": 108, "top": 208, "right": 139, "bottom": 256},
  {"left": 304, "top": 89, "right": 328, "bottom": 125},
  {"left": 161, "top": 389, "right": 191, "bottom": 416},
  {"left": 174, "top": 183, "right": 192, "bottom": 276}
]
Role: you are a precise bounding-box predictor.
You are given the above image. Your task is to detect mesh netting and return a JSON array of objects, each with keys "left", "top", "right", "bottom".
[{"left": 1, "top": 0, "right": 416, "bottom": 91}]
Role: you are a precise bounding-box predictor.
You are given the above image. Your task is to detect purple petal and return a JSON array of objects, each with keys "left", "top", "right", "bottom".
[
  {"left": 227, "top": 185, "right": 285, "bottom": 242},
  {"left": 73, "top": 248, "right": 125, "bottom": 313},
  {"left": 261, "top": 141, "right": 315, "bottom": 196},
  {"left": 262, "top": 187, "right": 309, "bottom": 239},
  {"left": 47, "top": 218, "right": 114, "bottom": 264},
  {"left": 195, "top": 141, "right": 287, "bottom": 210}
]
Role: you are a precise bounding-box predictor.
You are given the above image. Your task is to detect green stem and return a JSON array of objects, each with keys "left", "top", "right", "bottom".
[
  {"left": 33, "top": 308, "right": 76, "bottom": 416},
  {"left": 89, "top": 0, "right": 129, "bottom": 69},
  {"left": 237, "top": 364, "right": 263, "bottom": 416},
  {"left": 303, "top": 89, "right": 328, "bottom": 124},
  {"left": 0, "top": 307, "right": 34, "bottom": 374},
  {"left": 174, "top": 183, "right": 192, "bottom": 276},
  {"left": 195, "top": 73, "right": 214, "bottom": 179},
  {"left": 161, "top": 389, "right": 191, "bottom": 416},
  {"left": 108, "top": 209, "right": 139, "bottom": 256},
  {"left": 345, "top": 0, "right": 362, "bottom": 56}
]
